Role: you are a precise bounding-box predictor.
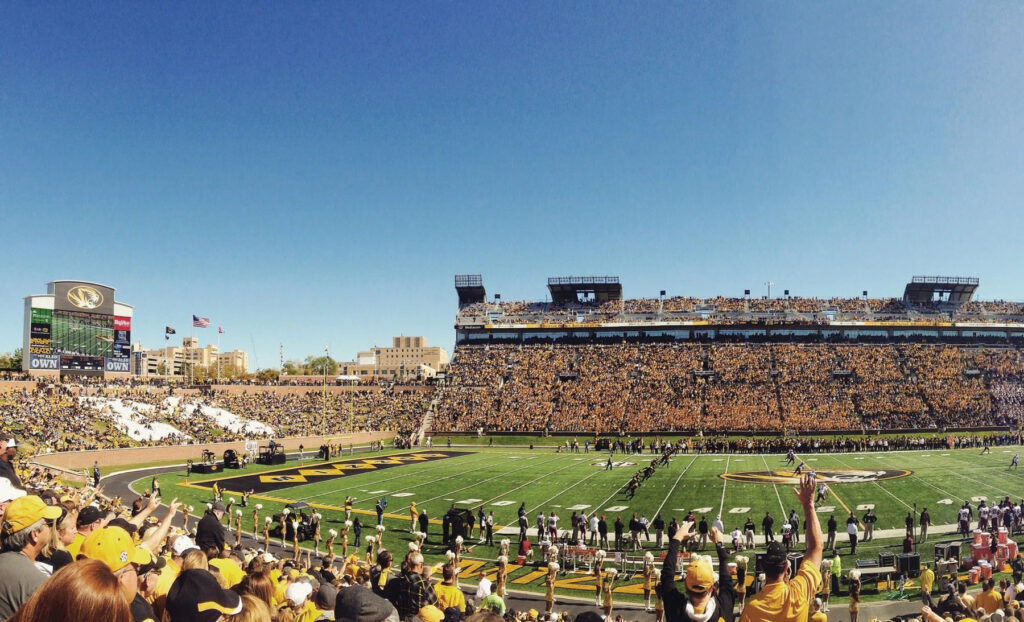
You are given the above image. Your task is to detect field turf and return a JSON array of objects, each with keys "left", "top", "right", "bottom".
[{"left": 132, "top": 445, "right": 1024, "bottom": 602}]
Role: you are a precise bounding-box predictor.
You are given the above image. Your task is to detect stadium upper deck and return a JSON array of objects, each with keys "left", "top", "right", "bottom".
[{"left": 454, "top": 275, "right": 1024, "bottom": 345}]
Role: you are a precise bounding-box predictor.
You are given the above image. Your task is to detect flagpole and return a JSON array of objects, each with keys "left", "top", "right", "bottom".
[
  {"left": 190, "top": 320, "right": 194, "bottom": 387},
  {"left": 217, "top": 330, "right": 221, "bottom": 383}
]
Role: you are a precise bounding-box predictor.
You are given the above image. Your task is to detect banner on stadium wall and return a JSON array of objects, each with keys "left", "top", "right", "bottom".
[
  {"left": 105, "top": 358, "right": 130, "bottom": 373},
  {"left": 29, "top": 308, "right": 53, "bottom": 357},
  {"left": 113, "top": 316, "right": 131, "bottom": 331},
  {"left": 28, "top": 354, "right": 59, "bottom": 370},
  {"left": 53, "top": 282, "right": 115, "bottom": 316}
]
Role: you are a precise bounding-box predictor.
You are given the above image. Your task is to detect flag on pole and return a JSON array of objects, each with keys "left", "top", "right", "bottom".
[
  {"left": 193, "top": 315, "right": 210, "bottom": 328},
  {"left": 165, "top": 326, "right": 176, "bottom": 340},
  {"left": 218, "top": 326, "right": 224, "bottom": 334}
]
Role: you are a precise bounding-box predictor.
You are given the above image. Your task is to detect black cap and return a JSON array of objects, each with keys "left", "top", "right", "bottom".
[
  {"left": 335, "top": 584, "right": 396, "bottom": 622},
  {"left": 765, "top": 541, "right": 788, "bottom": 563},
  {"left": 166, "top": 569, "right": 242, "bottom": 622},
  {"left": 77, "top": 506, "right": 103, "bottom": 527}
]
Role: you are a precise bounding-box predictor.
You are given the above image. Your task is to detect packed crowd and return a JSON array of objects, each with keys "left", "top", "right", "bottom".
[{"left": 434, "top": 343, "right": 1024, "bottom": 433}]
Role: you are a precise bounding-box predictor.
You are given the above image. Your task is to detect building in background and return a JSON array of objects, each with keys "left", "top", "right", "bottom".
[
  {"left": 138, "top": 337, "right": 249, "bottom": 378},
  {"left": 23, "top": 280, "right": 134, "bottom": 378},
  {"left": 337, "top": 336, "right": 448, "bottom": 380}
]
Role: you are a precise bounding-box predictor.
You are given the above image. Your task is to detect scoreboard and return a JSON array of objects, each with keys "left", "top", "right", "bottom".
[{"left": 26, "top": 281, "right": 132, "bottom": 374}]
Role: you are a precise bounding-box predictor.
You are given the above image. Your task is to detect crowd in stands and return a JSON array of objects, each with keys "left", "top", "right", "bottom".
[
  {"left": 0, "top": 385, "right": 431, "bottom": 453},
  {"left": 434, "top": 343, "right": 1024, "bottom": 434}
]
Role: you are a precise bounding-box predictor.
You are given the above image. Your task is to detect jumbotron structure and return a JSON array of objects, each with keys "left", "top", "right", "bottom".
[{"left": 434, "top": 274, "right": 1024, "bottom": 435}]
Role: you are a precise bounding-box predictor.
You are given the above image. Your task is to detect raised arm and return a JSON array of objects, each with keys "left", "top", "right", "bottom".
[{"left": 795, "top": 474, "right": 823, "bottom": 567}]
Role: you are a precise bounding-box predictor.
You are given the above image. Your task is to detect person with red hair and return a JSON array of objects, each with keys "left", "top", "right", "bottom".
[{"left": 9, "top": 559, "right": 131, "bottom": 622}]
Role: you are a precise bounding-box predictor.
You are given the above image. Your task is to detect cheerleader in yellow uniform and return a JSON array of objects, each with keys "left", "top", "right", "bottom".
[
  {"left": 545, "top": 562, "right": 559, "bottom": 615},
  {"left": 653, "top": 569, "right": 665, "bottom": 622},
  {"left": 410, "top": 501, "right": 418, "bottom": 532},
  {"left": 601, "top": 567, "right": 617, "bottom": 619},
  {"left": 263, "top": 516, "right": 272, "bottom": 551},
  {"left": 642, "top": 551, "right": 656, "bottom": 612},
  {"left": 592, "top": 550, "right": 606, "bottom": 606},
  {"left": 496, "top": 555, "right": 509, "bottom": 599}
]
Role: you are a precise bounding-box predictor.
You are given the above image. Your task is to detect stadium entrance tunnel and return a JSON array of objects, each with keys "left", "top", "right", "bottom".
[{"left": 721, "top": 469, "right": 911, "bottom": 485}]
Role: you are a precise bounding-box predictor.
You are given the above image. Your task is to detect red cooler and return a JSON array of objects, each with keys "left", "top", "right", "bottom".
[
  {"left": 969, "top": 567, "right": 981, "bottom": 584},
  {"left": 973, "top": 530, "right": 983, "bottom": 545},
  {"left": 980, "top": 561, "right": 993, "bottom": 580},
  {"left": 980, "top": 532, "right": 992, "bottom": 547},
  {"left": 998, "top": 528, "right": 1009, "bottom": 544},
  {"left": 1009, "top": 541, "right": 1019, "bottom": 558}
]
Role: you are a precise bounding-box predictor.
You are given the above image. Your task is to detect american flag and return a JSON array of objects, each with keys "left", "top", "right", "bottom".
[{"left": 193, "top": 315, "right": 210, "bottom": 328}]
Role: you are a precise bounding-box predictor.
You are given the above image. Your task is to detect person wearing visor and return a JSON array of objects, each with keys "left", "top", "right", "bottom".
[{"left": 661, "top": 516, "right": 735, "bottom": 622}]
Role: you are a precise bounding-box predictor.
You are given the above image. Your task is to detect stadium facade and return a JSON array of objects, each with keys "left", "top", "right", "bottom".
[{"left": 23, "top": 280, "right": 134, "bottom": 377}]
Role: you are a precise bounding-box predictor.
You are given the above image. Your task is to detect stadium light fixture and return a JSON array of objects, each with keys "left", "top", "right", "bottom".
[{"left": 765, "top": 281, "right": 774, "bottom": 299}]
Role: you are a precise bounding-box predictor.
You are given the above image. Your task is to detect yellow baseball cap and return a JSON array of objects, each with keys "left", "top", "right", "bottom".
[
  {"left": 80, "top": 526, "right": 150, "bottom": 572},
  {"left": 2, "top": 495, "right": 61, "bottom": 534},
  {"left": 685, "top": 557, "right": 715, "bottom": 594}
]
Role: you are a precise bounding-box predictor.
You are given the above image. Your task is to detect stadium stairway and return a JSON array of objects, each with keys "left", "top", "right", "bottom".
[{"left": 415, "top": 395, "right": 439, "bottom": 444}]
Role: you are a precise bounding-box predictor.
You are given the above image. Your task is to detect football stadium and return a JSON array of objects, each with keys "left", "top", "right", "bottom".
[{"left": 4, "top": 274, "right": 1024, "bottom": 621}]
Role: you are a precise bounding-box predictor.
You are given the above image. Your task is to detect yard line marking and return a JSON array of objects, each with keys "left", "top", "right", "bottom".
[
  {"left": 718, "top": 456, "right": 731, "bottom": 517},
  {"left": 761, "top": 455, "right": 786, "bottom": 514},
  {"left": 652, "top": 456, "right": 699, "bottom": 518},
  {"left": 390, "top": 455, "right": 570, "bottom": 513},
  {"left": 527, "top": 468, "right": 604, "bottom": 514},
  {"left": 481, "top": 458, "right": 594, "bottom": 508}
]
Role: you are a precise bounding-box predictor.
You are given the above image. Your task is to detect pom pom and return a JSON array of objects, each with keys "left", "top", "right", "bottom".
[
  {"left": 735, "top": 555, "right": 749, "bottom": 566},
  {"left": 377, "top": 525, "right": 385, "bottom": 532},
  {"left": 418, "top": 532, "right": 426, "bottom": 540},
  {"left": 500, "top": 538, "right": 510, "bottom": 547},
  {"left": 345, "top": 521, "right": 353, "bottom": 528},
  {"left": 236, "top": 510, "right": 242, "bottom": 516},
  {"left": 548, "top": 562, "right": 559, "bottom": 572},
  {"left": 446, "top": 551, "right": 456, "bottom": 560},
  {"left": 229, "top": 497, "right": 236, "bottom": 504},
  {"left": 606, "top": 568, "right": 617, "bottom": 576},
  {"left": 409, "top": 542, "right": 419, "bottom": 552},
  {"left": 455, "top": 536, "right": 463, "bottom": 544},
  {"left": 757, "top": 573, "right": 766, "bottom": 582},
  {"left": 820, "top": 559, "right": 832, "bottom": 569},
  {"left": 256, "top": 504, "right": 263, "bottom": 510},
  {"left": 265, "top": 517, "right": 272, "bottom": 524},
  {"left": 313, "top": 512, "right": 322, "bottom": 520},
  {"left": 644, "top": 552, "right": 654, "bottom": 562},
  {"left": 329, "top": 529, "right": 338, "bottom": 537},
  {"left": 187, "top": 505, "right": 194, "bottom": 513},
  {"left": 497, "top": 555, "right": 508, "bottom": 564},
  {"left": 283, "top": 508, "right": 290, "bottom": 515},
  {"left": 595, "top": 550, "right": 606, "bottom": 560},
  {"left": 206, "top": 503, "right": 213, "bottom": 510},
  {"left": 365, "top": 535, "right": 376, "bottom": 544},
  {"left": 849, "top": 569, "right": 861, "bottom": 581}
]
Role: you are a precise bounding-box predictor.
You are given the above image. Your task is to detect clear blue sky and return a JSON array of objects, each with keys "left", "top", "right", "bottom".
[{"left": 2, "top": 3, "right": 1022, "bottom": 369}]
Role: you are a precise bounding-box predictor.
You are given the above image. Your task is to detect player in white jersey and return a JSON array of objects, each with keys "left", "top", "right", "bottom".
[
  {"left": 816, "top": 482, "right": 828, "bottom": 503},
  {"left": 1012, "top": 454, "right": 1019, "bottom": 470}
]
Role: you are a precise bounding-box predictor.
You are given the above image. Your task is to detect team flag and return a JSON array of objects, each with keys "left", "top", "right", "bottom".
[
  {"left": 218, "top": 326, "right": 225, "bottom": 334},
  {"left": 193, "top": 315, "right": 210, "bottom": 328},
  {"left": 165, "top": 326, "right": 176, "bottom": 335}
]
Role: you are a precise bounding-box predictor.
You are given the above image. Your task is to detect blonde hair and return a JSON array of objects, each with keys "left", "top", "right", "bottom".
[{"left": 225, "top": 594, "right": 272, "bottom": 622}]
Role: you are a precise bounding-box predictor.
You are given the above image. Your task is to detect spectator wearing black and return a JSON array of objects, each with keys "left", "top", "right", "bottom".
[
  {"left": 195, "top": 501, "right": 226, "bottom": 554},
  {"left": 661, "top": 519, "right": 734, "bottom": 622},
  {"left": 0, "top": 440, "right": 21, "bottom": 489},
  {"left": 388, "top": 552, "right": 437, "bottom": 619}
]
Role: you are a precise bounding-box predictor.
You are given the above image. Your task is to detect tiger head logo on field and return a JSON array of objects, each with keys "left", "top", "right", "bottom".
[{"left": 721, "top": 469, "right": 910, "bottom": 485}]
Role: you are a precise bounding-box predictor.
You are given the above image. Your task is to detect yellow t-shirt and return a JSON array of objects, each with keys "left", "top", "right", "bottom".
[
  {"left": 67, "top": 532, "right": 86, "bottom": 560},
  {"left": 810, "top": 612, "right": 827, "bottom": 622},
  {"left": 151, "top": 557, "right": 181, "bottom": 620},
  {"left": 294, "top": 601, "right": 322, "bottom": 622},
  {"left": 920, "top": 568, "right": 934, "bottom": 594},
  {"left": 740, "top": 561, "right": 822, "bottom": 622},
  {"left": 434, "top": 582, "right": 467, "bottom": 612},
  {"left": 975, "top": 589, "right": 1003, "bottom": 614},
  {"left": 209, "top": 558, "right": 246, "bottom": 587}
]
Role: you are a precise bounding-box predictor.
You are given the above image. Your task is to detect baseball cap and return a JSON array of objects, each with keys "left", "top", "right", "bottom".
[
  {"left": 80, "top": 526, "right": 151, "bottom": 572},
  {"left": 285, "top": 581, "right": 313, "bottom": 607},
  {"left": 764, "top": 541, "right": 788, "bottom": 565},
  {"left": 138, "top": 550, "right": 167, "bottom": 575},
  {"left": 0, "top": 478, "right": 26, "bottom": 504},
  {"left": 167, "top": 569, "right": 242, "bottom": 622},
  {"left": 77, "top": 506, "right": 103, "bottom": 527},
  {"left": 684, "top": 556, "right": 715, "bottom": 595},
  {"left": 419, "top": 605, "right": 444, "bottom": 622},
  {"left": 5, "top": 439, "right": 16, "bottom": 448},
  {"left": 2, "top": 495, "right": 61, "bottom": 534},
  {"left": 335, "top": 584, "right": 396, "bottom": 622},
  {"left": 171, "top": 535, "right": 199, "bottom": 557},
  {"left": 314, "top": 584, "right": 338, "bottom": 611},
  {"left": 212, "top": 501, "right": 226, "bottom": 512}
]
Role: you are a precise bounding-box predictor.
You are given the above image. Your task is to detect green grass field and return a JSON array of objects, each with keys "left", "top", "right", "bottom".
[{"left": 131, "top": 445, "right": 1024, "bottom": 602}]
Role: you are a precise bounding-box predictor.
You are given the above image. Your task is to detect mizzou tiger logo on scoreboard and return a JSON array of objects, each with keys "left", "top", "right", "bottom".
[
  {"left": 66, "top": 285, "right": 105, "bottom": 310},
  {"left": 721, "top": 468, "right": 911, "bottom": 485}
]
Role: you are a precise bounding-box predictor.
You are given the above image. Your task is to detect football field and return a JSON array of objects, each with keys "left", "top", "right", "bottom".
[{"left": 139, "top": 444, "right": 1024, "bottom": 599}]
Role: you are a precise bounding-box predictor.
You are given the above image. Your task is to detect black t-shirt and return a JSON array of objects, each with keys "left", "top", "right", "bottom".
[
  {"left": 130, "top": 593, "right": 157, "bottom": 622},
  {"left": 36, "top": 549, "right": 73, "bottom": 574}
]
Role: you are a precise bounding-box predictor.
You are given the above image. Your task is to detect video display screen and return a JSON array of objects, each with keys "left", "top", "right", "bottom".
[{"left": 51, "top": 309, "right": 115, "bottom": 358}]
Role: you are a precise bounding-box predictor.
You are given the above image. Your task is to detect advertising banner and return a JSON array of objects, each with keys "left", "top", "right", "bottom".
[
  {"left": 28, "top": 354, "right": 59, "bottom": 371},
  {"left": 114, "top": 316, "right": 131, "bottom": 331},
  {"left": 104, "top": 358, "right": 131, "bottom": 373}
]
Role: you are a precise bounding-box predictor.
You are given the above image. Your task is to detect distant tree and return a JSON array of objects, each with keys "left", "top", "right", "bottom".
[
  {"left": 304, "top": 355, "right": 337, "bottom": 376},
  {"left": 281, "top": 360, "right": 302, "bottom": 376},
  {"left": 255, "top": 368, "right": 279, "bottom": 383},
  {"left": 10, "top": 348, "right": 22, "bottom": 370}
]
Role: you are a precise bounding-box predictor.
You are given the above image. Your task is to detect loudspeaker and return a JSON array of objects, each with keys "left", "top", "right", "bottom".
[
  {"left": 934, "top": 542, "right": 961, "bottom": 561},
  {"left": 878, "top": 551, "right": 895, "bottom": 567},
  {"left": 897, "top": 553, "right": 921, "bottom": 578}
]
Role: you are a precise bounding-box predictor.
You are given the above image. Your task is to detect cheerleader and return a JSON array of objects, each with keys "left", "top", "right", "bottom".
[
  {"left": 252, "top": 504, "right": 262, "bottom": 533},
  {"left": 263, "top": 516, "right": 272, "bottom": 551},
  {"left": 311, "top": 511, "right": 322, "bottom": 555},
  {"left": 454, "top": 535, "right": 464, "bottom": 564},
  {"left": 183, "top": 505, "right": 192, "bottom": 533},
  {"left": 234, "top": 510, "right": 243, "bottom": 548},
  {"left": 820, "top": 559, "right": 832, "bottom": 612},
  {"left": 642, "top": 551, "right": 656, "bottom": 611},
  {"left": 291, "top": 518, "right": 300, "bottom": 560},
  {"left": 602, "top": 567, "right": 618, "bottom": 619},
  {"left": 593, "top": 550, "right": 606, "bottom": 606},
  {"left": 365, "top": 535, "right": 378, "bottom": 564},
  {"left": 848, "top": 570, "right": 861, "bottom": 622},
  {"left": 653, "top": 569, "right": 665, "bottom": 622},
  {"left": 225, "top": 498, "right": 235, "bottom": 526},
  {"left": 545, "top": 562, "right": 559, "bottom": 615},
  {"left": 496, "top": 555, "right": 508, "bottom": 599},
  {"left": 499, "top": 538, "right": 511, "bottom": 558},
  {"left": 280, "top": 508, "right": 291, "bottom": 548},
  {"left": 341, "top": 521, "right": 352, "bottom": 559},
  {"left": 326, "top": 529, "right": 338, "bottom": 560}
]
